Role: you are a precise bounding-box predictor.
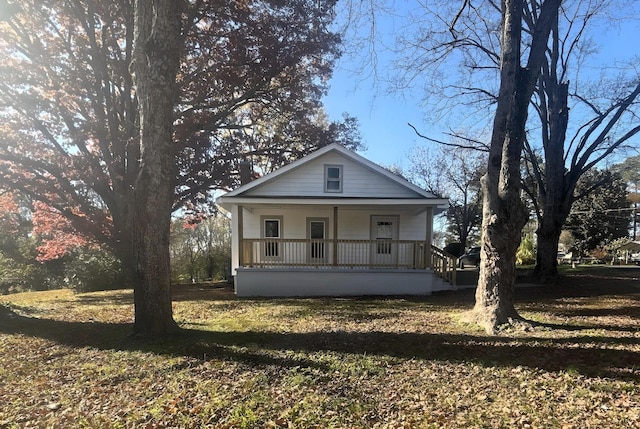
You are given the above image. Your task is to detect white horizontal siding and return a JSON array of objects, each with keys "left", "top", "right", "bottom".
[
  {"left": 233, "top": 206, "right": 428, "bottom": 274},
  {"left": 398, "top": 212, "right": 428, "bottom": 240},
  {"left": 241, "top": 207, "right": 426, "bottom": 240},
  {"left": 243, "top": 207, "right": 333, "bottom": 239},
  {"left": 243, "top": 152, "right": 420, "bottom": 198}
]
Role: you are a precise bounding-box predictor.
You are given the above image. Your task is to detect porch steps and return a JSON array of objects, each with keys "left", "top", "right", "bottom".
[{"left": 431, "top": 275, "right": 458, "bottom": 292}]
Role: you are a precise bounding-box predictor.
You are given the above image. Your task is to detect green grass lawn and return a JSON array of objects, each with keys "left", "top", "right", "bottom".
[{"left": 1, "top": 266, "right": 639, "bottom": 428}]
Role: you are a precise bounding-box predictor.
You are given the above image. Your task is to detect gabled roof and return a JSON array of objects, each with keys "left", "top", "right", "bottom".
[
  {"left": 217, "top": 143, "right": 448, "bottom": 208},
  {"left": 617, "top": 241, "right": 640, "bottom": 252}
]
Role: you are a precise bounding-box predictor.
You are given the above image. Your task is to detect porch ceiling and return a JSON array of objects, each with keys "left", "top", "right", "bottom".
[{"left": 217, "top": 196, "right": 449, "bottom": 215}]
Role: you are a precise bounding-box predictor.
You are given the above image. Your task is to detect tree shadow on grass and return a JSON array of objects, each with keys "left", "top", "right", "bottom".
[
  {"left": 515, "top": 275, "right": 640, "bottom": 300},
  {"left": 1, "top": 302, "right": 638, "bottom": 382},
  {"left": 0, "top": 303, "right": 329, "bottom": 372},
  {"left": 73, "top": 289, "right": 135, "bottom": 306},
  {"left": 545, "top": 304, "right": 640, "bottom": 320},
  {"left": 532, "top": 320, "right": 640, "bottom": 334}
]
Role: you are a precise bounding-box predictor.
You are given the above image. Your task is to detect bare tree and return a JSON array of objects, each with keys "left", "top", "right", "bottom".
[
  {"left": 463, "top": 0, "right": 562, "bottom": 333},
  {"left": 340, "top": 0, "right": 561, "bottom": 332},
  {"left": 393, "top": 0, "right": 640, "bottom": 287},
  {"left": 333, "top": 0, "right": 638, "bottom": 331},
  {"left": 408, "top": 145, "right": 484, "bottom": 249},
  {"left": 392, "top": 0, "right": 561, "bottom": 331},
  {"left": 521, "top": 2, "right": 640, "bottom": 282}
]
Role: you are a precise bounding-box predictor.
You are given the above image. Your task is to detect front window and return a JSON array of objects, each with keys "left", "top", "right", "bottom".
[
  {"left": 264, "top": 219, "right": 280, "bottom": 239},
  {"left": 262, "top": 217, "right": 282, "bottom": 258},
  {"left": 324, "top": 165, "right": 343, "bottom": 193},
  {"left": 376, "top": 221, "right": 393, "bottom": 254}
]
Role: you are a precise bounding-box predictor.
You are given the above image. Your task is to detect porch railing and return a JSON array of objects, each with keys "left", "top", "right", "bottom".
[
  {"left": 240, "top": 238, "right": 457, "bottom": 285},
  {"left": 431, "top": 245, "right": 457, "bottom": 286}
]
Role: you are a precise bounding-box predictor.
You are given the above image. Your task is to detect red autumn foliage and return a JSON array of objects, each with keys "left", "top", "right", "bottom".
[
  {"left": 0, "top": 0, "right": 358, "bottom": 267},
  {"left": 31, "top": 201, "right": 90, "bottom": 261},
  {"left": 0, "top": 192, "right": 21, "bottom": 235}
]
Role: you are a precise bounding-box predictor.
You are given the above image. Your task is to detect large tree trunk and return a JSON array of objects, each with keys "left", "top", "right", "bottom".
[
  {"left": 533, "top": 158, "right": 573, "bottom": 285},
  {"left": 534, "top": 219, "right": 562, "bottom": 282},
  {"left": 467, "top": 0, "right": 562, "bottom": 334},
  {"left": 129, "top": 0, "right": 184, "bottom": 337},
  {"left": 532, "top": 37, "right": 570, "bottom": 283}
]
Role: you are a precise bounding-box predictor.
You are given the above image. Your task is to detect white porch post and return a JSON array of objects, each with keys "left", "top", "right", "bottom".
[
  {"left": 333, "top": 206, "right": 338, "bottom": 266},
  {"left": 237, "top": 205, "right": 244, "bottom": 267},
  {"left": 425, "top": 207, "right": 433, "bottom": 268}
]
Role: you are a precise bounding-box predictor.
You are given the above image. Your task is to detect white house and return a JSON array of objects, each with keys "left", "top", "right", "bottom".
[{"left": 216, "top": 143, "right": 457, "bottom": 297}]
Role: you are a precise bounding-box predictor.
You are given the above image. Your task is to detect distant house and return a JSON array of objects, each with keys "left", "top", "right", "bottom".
[
  {"left": 216, "top": 143, "right": 456, "bottom": 297},
  {"left": 617, "top": 240, "right": 640, "bottom": 264}
]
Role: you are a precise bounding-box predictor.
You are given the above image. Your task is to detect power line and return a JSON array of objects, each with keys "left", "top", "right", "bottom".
[{"left": 570, "top": 207, "right": 637, "bottom": 215}]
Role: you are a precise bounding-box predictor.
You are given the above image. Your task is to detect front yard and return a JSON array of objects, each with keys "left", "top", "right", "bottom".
[{"left": 0, "top": 266, "right": 639, "bottom": 428}]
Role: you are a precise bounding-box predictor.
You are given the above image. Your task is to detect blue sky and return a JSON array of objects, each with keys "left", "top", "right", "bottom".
[
  {"left": 323, "top": 72, "right": 429, "bottom": 170},
  {"left": 322, "top": 2, "right": 640, "bottom": 169}
]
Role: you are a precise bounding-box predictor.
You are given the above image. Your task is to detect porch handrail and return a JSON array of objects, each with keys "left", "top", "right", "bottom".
[
  {"left": 240, "top": 239, "right": 458, "bottom": 285},
  {"left": 430, "top": 245, "right": 457, "bottom": 286},
  {"left": 241, "top": 238, "right": 431, "bottom": 270}
]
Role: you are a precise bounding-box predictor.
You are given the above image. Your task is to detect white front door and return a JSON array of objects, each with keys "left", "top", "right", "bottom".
[
  {"left": 307, "top": 218, "right": 328, "bottom": 263},
  {"left": 370, "top": 215, "right": 399, "bottom": 266}
]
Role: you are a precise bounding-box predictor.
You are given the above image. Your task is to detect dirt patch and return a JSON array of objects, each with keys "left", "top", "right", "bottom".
[{"left": 171, "top": 281, "right": 234, "bottom": 301}]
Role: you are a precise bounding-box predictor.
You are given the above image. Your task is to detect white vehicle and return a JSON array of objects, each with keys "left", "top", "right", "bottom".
[{"left": 557, "top": 252, "right": 572, "bottom": 264}]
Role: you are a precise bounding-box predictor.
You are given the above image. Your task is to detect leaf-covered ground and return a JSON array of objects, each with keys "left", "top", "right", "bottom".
[{"left": 0, "top": 266, "right": 639, "bottom": 428}]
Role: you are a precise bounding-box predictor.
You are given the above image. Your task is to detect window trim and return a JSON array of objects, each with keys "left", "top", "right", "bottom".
[{"left": 324, "top": 164, "right": 343, "bottom": 193}]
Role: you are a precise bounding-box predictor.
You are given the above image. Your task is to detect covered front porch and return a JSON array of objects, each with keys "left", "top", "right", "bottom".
[
  {"left": 234, "top": 236, "right": 457, "bottom": 297},
  {"left": 225, "top": 202, "right": 457, "bottom": 297}
]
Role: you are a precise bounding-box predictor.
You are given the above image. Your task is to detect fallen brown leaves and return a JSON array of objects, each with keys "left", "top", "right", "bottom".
[{"left": 0, "top": 268, "right": 639, "bottom": 428}]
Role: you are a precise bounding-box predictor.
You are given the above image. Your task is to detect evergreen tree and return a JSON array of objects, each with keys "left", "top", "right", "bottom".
[{"left": 565, "top": 169, "right": 631, "bottom": 256}]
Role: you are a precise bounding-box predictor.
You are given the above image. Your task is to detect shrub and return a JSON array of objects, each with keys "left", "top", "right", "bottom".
[
  {"left": 516, "top": 234, "right": 536, "bottom": 265},
  {"left": 443, "top": 242, "right": 465, "bottom": 257},
  {"left": 0, "top": 254, "right": 62, "bottom": 294},
  {"left": 64, "top": 248, "right": 126, "bottom": 292}
]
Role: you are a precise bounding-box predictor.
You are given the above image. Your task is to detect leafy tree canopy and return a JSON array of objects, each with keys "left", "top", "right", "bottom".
[
  {"left": 565, "top": 168, "right": 631, "bottom": 255},
  {"left": 0, "top": 0, "right": 359, "bottom": 260}
]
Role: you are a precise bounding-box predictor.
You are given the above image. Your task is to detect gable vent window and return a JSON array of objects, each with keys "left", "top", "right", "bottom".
[{"left": 324, "top": 165, "right": 343, "bottom": 193}]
